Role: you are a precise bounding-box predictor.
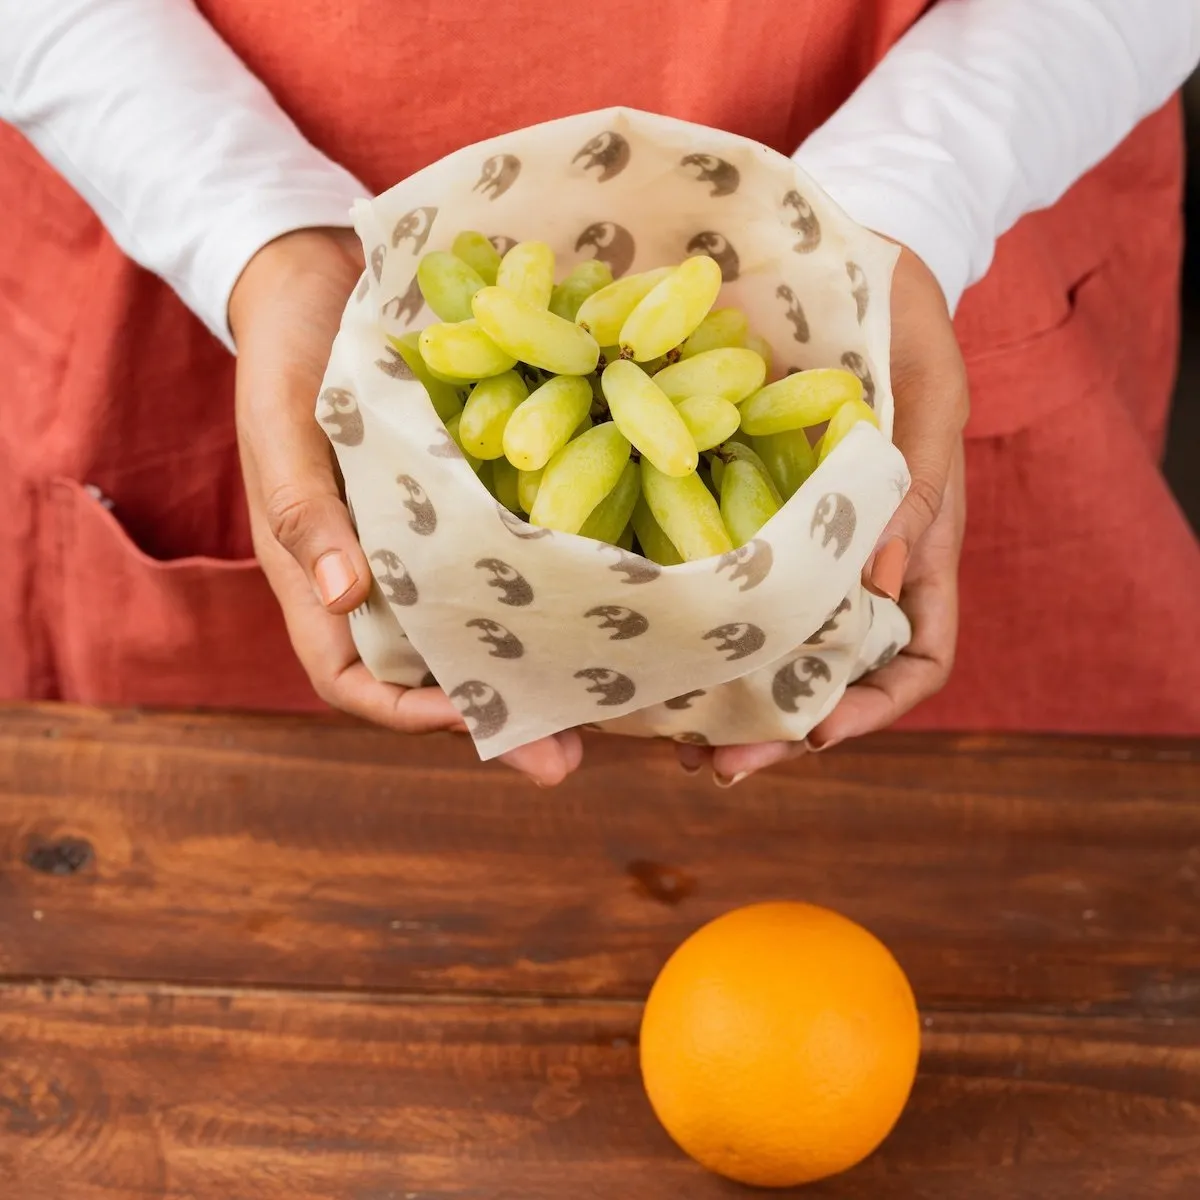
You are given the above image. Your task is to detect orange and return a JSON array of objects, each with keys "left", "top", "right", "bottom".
[{"left": 639, "top": 902, "right": 920, "bottom": 1188}]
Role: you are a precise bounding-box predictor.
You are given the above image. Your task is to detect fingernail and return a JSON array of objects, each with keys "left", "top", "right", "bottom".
[
  {"left": 314, "top": 551, "right": 357, "bottom": 606},
  {"left": 713, "top": 771, "right": 749, "bottom": 789},
  {"left": 681, "top": 763, "right": 702, "bottom": 776},
  {"left": 868, "top": 538, "right": 907, "bottom": 602},
  {"left": 677, "top": 745, "right": 707, "bottom": 774},
  {"left": 805, "top": 733, "right": 840, "bottom": 753}
]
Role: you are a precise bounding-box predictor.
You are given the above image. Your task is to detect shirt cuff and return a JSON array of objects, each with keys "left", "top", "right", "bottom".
[
  {"left": 793, "top": 141, "right": 974, "bottom": 315},
  {"left": 189, "top": 183, "right": 365, "bottom": 353}
]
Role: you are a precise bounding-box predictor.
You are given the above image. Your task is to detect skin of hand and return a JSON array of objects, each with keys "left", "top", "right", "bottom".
[
  {"left": 228, "top": 227, "right": 583, "bottom": 786},
  {"left": 675, "top": 245, "right": 970, "bottom": 785}
]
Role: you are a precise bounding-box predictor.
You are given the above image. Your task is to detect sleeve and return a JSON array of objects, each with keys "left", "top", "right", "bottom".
[
  {"left": 793, "top": 0, "right": 1200, "bottom": 313},
  {"left": 0, "top": 0, "right": 367, "bottom": 351}
]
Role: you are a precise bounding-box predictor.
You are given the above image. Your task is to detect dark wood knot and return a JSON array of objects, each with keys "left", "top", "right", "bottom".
[{"left": 24, "top": 837, "right": 94, "bottom": 876}]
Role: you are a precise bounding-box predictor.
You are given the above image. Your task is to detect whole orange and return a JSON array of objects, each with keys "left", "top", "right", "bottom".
[{"left": 639, "top": 902, "right": 920, "bottom": 1188}]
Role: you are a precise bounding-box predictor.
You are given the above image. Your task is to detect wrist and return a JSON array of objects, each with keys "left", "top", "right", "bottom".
[{"left": 228, "top": 227, "right": 363, "bottom": 349}]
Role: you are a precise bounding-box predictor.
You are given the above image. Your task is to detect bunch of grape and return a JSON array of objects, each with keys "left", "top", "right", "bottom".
[{"left": 391, "top": 232, "right": 876, "bottom": 563}]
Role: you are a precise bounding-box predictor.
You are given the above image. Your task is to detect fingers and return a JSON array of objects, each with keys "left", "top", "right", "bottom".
[
  {"left": 501, "top": 729, "right": 584, "bottom": 787},
  {"left": 249, "top": 410, "right": 372, "bottom": 614},
  {"left": 674, "top": 742, "right": 713, "bottom": 775},
  {"left": 711, "top": 740, "right": 805, "bottom": 786},
  {"left": 866, "top": 251, "right": 969, "bottom": 602}
]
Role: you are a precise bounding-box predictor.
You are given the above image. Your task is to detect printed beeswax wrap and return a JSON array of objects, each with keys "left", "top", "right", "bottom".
[{"left": 318, "top": 107, "right": 911, "bottom": 760}]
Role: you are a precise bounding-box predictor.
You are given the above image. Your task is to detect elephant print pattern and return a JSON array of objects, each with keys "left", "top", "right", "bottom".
[
  {"left": 805, "top": 597, "right": 851, "bottom": 645},
  {"left": 465, "top": 618, "right": 524, "bottom": 660},
  {"left": 841, "top": 351, "right": 876, "bottom": 406},
  {"left": 715, "top": 541, "right": 773, "bottom": 592},
  {"left": 810, "top": 494, "right": 856, "bottom": 559},
  {"left": 496, "top": 503, "right": 551, "bottom": 539},
  {"left": 575, "top": 668, "right": 637, "bottom": 707},
  {"left": 396, "top": 475, "right": 437, "bottom": 535},
  {"left": 392, "top": 206, "right": 437, "bottom": 253},
  {"left": 575, "top": 222, "right": 636, "bottom": 278},
  {"left": 680, "top": 153, "right": 740, "bottom": 197},
  {"left": 475, "top": 558, "right": 534, "bottom": 606},
  {"left": 317, "top": 388, "right": 364, "bottom": 447},
  {"left": 776, "top": 284, "right": 809, "bottom": 343},
  {"left": 573, "top": 132, "right": 631, "bottom": 181},
  {"left": 474, "top": 155, "right": 521, "bottom": 199},
  {"left": 686, "top": 231, "right": 739, "bottom": 281},
  {"left": 370, "top": 550, "right": 418, "bottom": 607},
  {"left": 450, "top": 681, "right": 509, "bottom": 739},
  {"left": 584, "top": 605, "right": 649, "bottom": 640},
  {"left": 383, "top": 276, "right": 425, "bottom": 326},
  {"left": 771, "top": 656, "right": 833, "bottom": 713},
  {"left": 847, "top": 262, "right": 869, "bottom": 323},
  {"left": 782, "top": 189, "right": 821, "bottom": 252},
  {"left": 606, "top": 546, "right": 661, "bottom": 584},
  {"left": 703, "top": 623, "right": 766, "bottom": 661}
]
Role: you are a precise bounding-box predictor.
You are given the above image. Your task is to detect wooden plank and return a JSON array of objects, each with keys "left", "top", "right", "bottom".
[
  {"left": 1, "top": 981, "right": 1198, "bottom": 1199},
  {"left": 1, "top": 705, "right": 1198, "bottom": 1010}
]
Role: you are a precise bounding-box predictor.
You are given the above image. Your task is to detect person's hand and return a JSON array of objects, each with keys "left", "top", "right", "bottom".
[
  {"left": 229, "top": 227, "right": 582, "bottom": 785},
  {"left": 676, "top": 245, "right": 969, "bottom": 785}
]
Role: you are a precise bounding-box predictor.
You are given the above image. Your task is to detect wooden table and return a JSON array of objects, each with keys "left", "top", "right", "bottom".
[{"left": 1, "top": 705, "right": 1198, "bottom": 1198}]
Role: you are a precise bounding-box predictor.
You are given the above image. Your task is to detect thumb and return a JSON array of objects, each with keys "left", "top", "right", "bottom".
[
  {"left": 865, "top": 368, "right": 967, "bottom": 603},
  {"left": 251, "top": 401, "right": 372, "bottom": 615}
]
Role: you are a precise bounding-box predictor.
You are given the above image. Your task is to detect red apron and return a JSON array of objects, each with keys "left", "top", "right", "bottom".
[{"left": 1, "top": 1, "right": 1197, "bottom": 734}]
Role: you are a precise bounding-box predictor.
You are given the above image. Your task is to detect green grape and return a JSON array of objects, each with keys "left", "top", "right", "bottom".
[
  {"left": 419, "top": 319, "right": 516, "bottom": 381},
  {"left": 716, "top": 440, "right": 783, "bottom": 503},
  {"left": 497, "top": 241, "right": 555, "bottom": 308},
  {"left": 745, "top": 333, "right": 774, "bottom": 379},
  {"left": 492, "top": 456, "right": 523, "bottom": 513},
  {"left": 386, "top": 333, "right": 464, "bottom": 422},
  {"left": 753, "top": 428, "right": 817, "bottom": 500},
  {"left": 575, "top": 266, "right": 674, "bottom": 345},
  {"left": 719, "top": 448, "right": 782, "bottom": 547},
  {"left": 578, "top": 459, "right": 640, "bottom": 545},
  {"left": 550, "top": 260, "right": 614, "bottom": 321},
  {"left": 458, "top": 370, "right": 528, "bottom": 459},
  {"left": 601, "top": 360, "right": 697, "bottom": 478},
  {"left": 708, "top": 451, "right": 725, "bottom": 494},
  {"left": 573, "top": 411, "right": 594, "bottom": 438},
  {"left": 444, "top": 414, "right": 483, "bottom": 474},
  {"left": 816, "top": 395, "right": 880, "bottom": 464},
  {"left": 641, "top": 460, "right": 732, "bottom": 561},
  {"left": 517, "top": 467, "right": 543, "bottom": 512},
  {"left": 616, "top": 524, "right": 635, "bottom": 551},
  {"left": 472, "top": 286, "right": 600, "bottom": 376},
  {"left": 451, "top": 230, "right": 502, "bottom": 285},
  {"left": 652, "top": 347, "right": 766, "bottom": 404},
  {"left": 416, "top": 251, "right": 487, "bottom": 323},
  {"left": 530, "top": 423, "right": 632, "bottom": 534},
  {"left": 738, "top": 367, "right": 863, "bottom": 435},
  {"left": 475, "top": 459, "right": 495, "bottom": 497},
  {"left": 502, "top": 375, "right": 593, "bottom": 470},
  {"left": 619, "top": 255, "right": 722, "bottom": 362},
  {"left": 675, "top": 394, "right": 741, "bottom": 452},
  {"left": 631, "top": 496, "right": 683, "bottom": 566},
  {"left": 681, "top": 307, "right": 749, "bottom": 358}
]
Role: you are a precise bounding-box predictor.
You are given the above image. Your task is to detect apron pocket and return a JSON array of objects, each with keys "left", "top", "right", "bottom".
[{"left": 43, "top": 478, "right": 318, "bottom": 712}]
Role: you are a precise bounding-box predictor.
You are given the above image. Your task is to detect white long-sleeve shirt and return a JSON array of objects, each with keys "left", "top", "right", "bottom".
[{"left": 2, "top": 0, "right": 1198, "bottom": 351}]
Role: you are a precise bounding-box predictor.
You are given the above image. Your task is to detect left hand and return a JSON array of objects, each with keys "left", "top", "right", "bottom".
[{"left": 675, "top": 246, "right": 969, "bottom": 786}]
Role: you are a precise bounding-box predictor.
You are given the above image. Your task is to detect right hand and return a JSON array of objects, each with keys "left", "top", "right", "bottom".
[{"left": 229, "top": 227, "right": 583, "bottom": 786}]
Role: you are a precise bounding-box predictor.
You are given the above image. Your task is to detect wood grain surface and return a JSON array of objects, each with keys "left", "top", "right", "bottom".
[
  {"left": 2, "top": 706, "right": 1197, "bottom": 1010},
  {"left": 1, "top": 706, "right": 1197, "bottom": 1198},
  {"left": 2, "top": 981, "right": 1198, "bottom": 1200}
]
